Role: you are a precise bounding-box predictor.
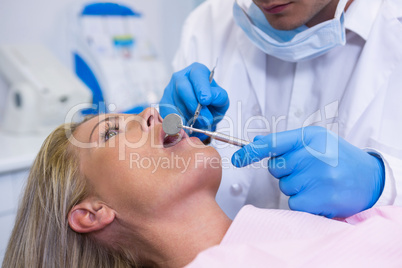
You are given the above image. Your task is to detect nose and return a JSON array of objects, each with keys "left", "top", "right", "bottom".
[{"left": 140, "top": 107, "right": 163, "bottom": 130}]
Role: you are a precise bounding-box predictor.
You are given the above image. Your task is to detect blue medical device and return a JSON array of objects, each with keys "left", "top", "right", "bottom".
[{"left": 73, "top": 2, "right": 167, "bottom": 115}]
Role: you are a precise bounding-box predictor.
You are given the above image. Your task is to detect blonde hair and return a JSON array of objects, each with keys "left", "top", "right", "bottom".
[{"left": 2, "top": 121, "right": 138, "bottom": 268}]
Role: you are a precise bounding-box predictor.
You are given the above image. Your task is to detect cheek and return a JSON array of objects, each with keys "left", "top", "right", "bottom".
[
  {"left": 80, "top": 140, "right": 222, "bottom": 214},
  {"left": 80, "top": 146, "right": 136, "bottom": 202},
  {"left": 85, "top": 152, "right": 157, "bottom": 212}
]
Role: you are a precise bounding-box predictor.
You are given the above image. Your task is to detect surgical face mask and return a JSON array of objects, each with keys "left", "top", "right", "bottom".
[{"left": 233, "top": 0, "right": 348, "bottom": 62}]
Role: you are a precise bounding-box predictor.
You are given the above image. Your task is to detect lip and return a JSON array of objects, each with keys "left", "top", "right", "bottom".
[
  {"left": 160, "top": 126, "right": 188, "bottom": 148},
  {"left": 263, "top": 2, "right": 291, "bottom": 14}
]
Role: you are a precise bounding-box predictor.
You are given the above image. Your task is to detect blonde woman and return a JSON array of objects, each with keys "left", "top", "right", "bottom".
[
  {"left": 3, "top": 107, "right": 228, "bottom": 268},
  {"left": 3, "top": 108, "right": 402, "bottom": 268}
]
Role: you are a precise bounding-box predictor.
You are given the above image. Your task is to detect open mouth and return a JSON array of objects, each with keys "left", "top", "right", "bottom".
[{"left": 163, "top": 133, "right": 183, "bottom": 148}]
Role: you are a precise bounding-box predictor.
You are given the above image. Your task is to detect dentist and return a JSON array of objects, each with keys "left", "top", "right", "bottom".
[{"left": 159, "top": 0, "right": 402, "bottom": 218}]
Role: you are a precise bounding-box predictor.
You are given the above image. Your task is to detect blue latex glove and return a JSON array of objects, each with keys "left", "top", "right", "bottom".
[
  {"left": 159, "top": 63, "right": 229, "bottom": 139},
  {"left": 232, "top": 126, "right": 385, "bottom": 218}
]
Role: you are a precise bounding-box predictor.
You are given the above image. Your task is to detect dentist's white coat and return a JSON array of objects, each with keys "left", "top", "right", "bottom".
[{"left": 173, "top": 0, "right": 402, "bottom": 218}]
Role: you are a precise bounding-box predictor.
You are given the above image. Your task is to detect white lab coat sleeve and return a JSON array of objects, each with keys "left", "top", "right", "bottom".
[
  {"left": 364, "top": 148, "right": 401, "bottom": 207},
  {"left": 379, "top": 0, "right": 402, "bottom": 207}
]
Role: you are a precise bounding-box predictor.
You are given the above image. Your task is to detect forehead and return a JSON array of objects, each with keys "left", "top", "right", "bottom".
[{"left": 74, "top": 115, "right": 106, "bottom": 143}]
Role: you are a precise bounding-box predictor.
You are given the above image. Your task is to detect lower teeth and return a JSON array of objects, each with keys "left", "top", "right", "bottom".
[{"left": 163, "top": 134, "right": 182, "bottom": 147}]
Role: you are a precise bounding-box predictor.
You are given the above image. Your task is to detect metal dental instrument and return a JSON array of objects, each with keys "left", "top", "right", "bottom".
[
  {"left": 190, "top": 59, "right": 218, "bottom": 133},
  {"left": 163, "top": 113, "right": 250, "bottom": 147}
]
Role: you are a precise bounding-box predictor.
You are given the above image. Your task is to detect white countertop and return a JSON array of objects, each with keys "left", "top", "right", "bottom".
[{"left": 0, "top": 130, "right": 48, "bottom": 174}]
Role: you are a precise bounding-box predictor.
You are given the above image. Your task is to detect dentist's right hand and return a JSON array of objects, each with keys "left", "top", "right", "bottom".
[{"left": 159, "top": 63, "right": 229, "bottom": 138}]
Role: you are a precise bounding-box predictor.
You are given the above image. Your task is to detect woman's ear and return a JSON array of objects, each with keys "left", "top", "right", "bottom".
[{"left": 68, "top": 198, "right": 115, "bottom": 233}]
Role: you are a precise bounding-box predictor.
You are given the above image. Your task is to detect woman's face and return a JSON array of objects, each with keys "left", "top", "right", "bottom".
[{"left": 72, "top": 108, "right": 221, "bottom": 219}]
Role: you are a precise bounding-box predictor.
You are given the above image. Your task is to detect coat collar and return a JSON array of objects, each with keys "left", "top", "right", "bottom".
[{"left": 344, "top": 0, "right": 382, "bottom": 41}]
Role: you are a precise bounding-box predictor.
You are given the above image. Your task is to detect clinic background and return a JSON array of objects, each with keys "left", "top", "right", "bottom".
[
  {"left": 0, "top": 0, "right": 204, "bottom": 264},
  {"left": 0, "top": 0, "right": 204, "bottom": 109}
]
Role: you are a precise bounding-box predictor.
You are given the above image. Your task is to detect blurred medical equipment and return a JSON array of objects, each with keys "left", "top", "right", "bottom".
[
  {"left": 0, "top": 45, "right": 92, "bottom": 134},
  {"left": 71, "top": 2, "right": 169, "bottom": 114},
  {"left": 163, "top": 113, "right": 250, "bottom": 147},
  {"left": 190, "top": 59, "right": 218, "bottom": 132}
]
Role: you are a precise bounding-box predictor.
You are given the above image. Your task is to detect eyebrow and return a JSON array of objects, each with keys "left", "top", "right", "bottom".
[{"left": 89, "top": 116, "right": 119, "bottom": 142}]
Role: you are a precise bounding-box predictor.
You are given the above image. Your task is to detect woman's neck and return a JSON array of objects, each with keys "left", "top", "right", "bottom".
[{"left": 121, "top": 197, "right": 232, "bottom": 267}]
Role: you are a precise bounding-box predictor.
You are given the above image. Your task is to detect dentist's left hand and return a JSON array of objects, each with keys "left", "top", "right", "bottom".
[
  {"left": 159, "top": 63, "right": 229, "bottom": 138},
  {"left": 231, "top": 126, "right": 385, "bottom": 218}
]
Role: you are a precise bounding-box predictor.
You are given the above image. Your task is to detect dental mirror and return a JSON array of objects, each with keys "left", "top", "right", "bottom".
[{"left": 162, "top": 113, "right": 183, "bottom": 136}]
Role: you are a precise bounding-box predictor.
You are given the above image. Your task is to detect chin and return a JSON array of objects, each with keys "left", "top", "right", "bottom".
[
  {"left": 266, "top": 16, "right": 305, "bottom": 30},
  {"left": 191, "top": 148, "right": 222, "bottom": 193},
  {"left": 170, "top": 136, "right": 222, "bottom": 181},
  {"left": 190, "top": 145, "right": 221, "bottom": 173}
]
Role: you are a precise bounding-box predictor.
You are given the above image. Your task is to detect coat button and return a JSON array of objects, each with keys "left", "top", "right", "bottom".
[
  {"left": 294, "top": 109, "right": 303, "bottom": 118},
  {"left": 230, "top": 183, "right": 243, "bottom": 196}
]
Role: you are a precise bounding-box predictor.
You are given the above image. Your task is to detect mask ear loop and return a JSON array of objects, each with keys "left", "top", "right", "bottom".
[
  {"left": 334, "top": 0, "right": 349, "bottom": 19},
  {"left": 234, "top": 0, "right": 253, "bottom": 23}
]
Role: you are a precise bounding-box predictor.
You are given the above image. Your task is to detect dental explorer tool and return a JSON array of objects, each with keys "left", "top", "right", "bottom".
[
  {"left": 190, "top": 59, "right": 218, "bottom": 133},
  {"left": 163, "top": 113, "right": 250, "bottom": 147}
]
